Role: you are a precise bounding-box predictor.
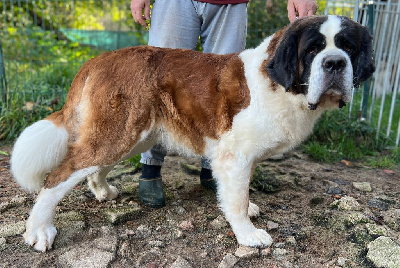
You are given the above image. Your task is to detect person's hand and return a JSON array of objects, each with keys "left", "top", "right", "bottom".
[
  {"left": 131, "top": 0, "right": 151, "bottom": 27},
  {"left": 287, "top": 0, "right": 318, "bottom": 22}
]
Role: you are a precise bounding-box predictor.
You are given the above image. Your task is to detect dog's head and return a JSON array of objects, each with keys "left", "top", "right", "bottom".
[{"left": 266, "top": 15, "right": 375, "bottom": 110}]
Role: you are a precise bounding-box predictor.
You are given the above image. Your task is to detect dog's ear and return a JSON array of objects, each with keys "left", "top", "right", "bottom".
[
  {"left": 354, "top": 27, "right": 375, "bottom": 87},
  {"left": 266, "top": 34, "right": 298, "bottom": 90}
]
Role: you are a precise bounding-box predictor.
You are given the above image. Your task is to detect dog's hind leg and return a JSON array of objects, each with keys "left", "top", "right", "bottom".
[
  {"left": 212, "top": 153, "right": 272, "bottom": 248},
  {"left": 87, "top": 165, "right": 119, "bottom": 201},
  {"left": 24, "top": 166, "right": 98, "bottom": 252}
]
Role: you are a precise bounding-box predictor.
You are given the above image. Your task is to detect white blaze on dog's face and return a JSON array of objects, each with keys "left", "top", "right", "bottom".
[{"left": 267, "top": 15, "right": 375, "bottom": 110}]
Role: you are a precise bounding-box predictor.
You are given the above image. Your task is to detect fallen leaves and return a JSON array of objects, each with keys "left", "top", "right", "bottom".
[
  {"left": 340, "top": 160, "right": 353, "bottom": 167},
  {"left": 383, "top": 169, "right": 396, "bottom": 175}
]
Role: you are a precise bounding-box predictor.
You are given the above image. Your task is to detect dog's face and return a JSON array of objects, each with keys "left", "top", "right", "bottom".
[{"left": 267, "top": 15, "right": 375, "bottom": 110}]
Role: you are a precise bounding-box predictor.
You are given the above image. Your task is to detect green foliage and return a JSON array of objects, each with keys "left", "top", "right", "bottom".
[
  {"left": 391, "top": 147, "right": 400, "bottom": 163},
  {"left": 304, "top": 111, "right": 395, "bottom": 166},
  {"left": 125, "top": 154, "right": 142, "bottom": 170},
  {"left": 366, "top": 156, "right": 395, "bottom": 169},
  {"left": 246, "top": 0, "right": 289, "bottom": 48},
  {"left": 365, "top": 148, "right": 400, "bottom": 168},
  {"left": 246, "top": 0, "right": 330, "bottom": 48},
  {"left": 303, "top": 141, "right": 336, "bottom": 163}
]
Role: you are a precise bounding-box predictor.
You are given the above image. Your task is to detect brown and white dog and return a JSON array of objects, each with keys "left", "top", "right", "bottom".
[{"left": 11, "top": 15, "right": 375, "bottom": 252}]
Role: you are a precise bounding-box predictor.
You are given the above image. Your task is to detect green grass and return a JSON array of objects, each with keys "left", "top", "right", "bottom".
[
  {"left": 304, "top": 111, "right": 399, "bottom": 168},
  {"left": 350, "top": 88, "right": 400, "bottom": 141},
  {"left": 0, "top": 61, "right": 77, "bottom": 141}
]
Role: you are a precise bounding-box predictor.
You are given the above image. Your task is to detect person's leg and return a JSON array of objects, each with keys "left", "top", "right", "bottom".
[
  {"left": 200, "top": 157, "right": 217, "bottom": 191},
  {"left": 148, "top": 0, "right": 201, "bottom": 49},
  {"left": 198, "top": 3, "right": 248, "bottom": 54},
  {"left": 139, "top": 145, "right": 166, "bottom": 207},
  {"left": 139, "top": 0, "right": 202, "bottom": 206}
]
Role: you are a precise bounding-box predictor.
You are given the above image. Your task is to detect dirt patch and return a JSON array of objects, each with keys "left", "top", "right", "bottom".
[{"left": 1, "top": 147, "right": 399, "bottom": 268}]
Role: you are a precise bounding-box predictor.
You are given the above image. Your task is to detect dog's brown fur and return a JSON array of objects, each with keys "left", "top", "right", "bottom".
[{"left": 44, "top": 47, "right": 251, "bottom": 188}]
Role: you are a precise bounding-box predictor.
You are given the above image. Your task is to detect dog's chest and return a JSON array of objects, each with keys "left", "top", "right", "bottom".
[{"left": 223, "top": 91, "right": 322, "bottom": 159}]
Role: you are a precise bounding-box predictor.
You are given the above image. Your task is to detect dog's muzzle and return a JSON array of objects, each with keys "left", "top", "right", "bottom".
[{"left": 308, "top": 55, "right": 350, "bottom": 110}]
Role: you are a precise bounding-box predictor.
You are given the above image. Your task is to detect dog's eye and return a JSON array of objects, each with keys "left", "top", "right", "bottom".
[
  {"left": 308, "top": 46, "right": 318, "bottom": 55},
  {"left": 343, "top": 46, "right": 353, "bottom": 53}
]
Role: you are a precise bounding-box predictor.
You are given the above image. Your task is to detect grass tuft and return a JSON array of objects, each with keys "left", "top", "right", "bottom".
[{"left": 304, "top": 111, "right": 399, "bottom": 168}]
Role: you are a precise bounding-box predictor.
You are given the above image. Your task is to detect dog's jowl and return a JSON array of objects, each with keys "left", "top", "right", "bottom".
[{"left": 11, "top": 15, "right": 374, "bottom": 252}]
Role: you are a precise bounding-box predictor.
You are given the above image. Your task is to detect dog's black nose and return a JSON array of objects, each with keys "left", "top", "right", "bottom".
[{"left": 323, "top": 55, "right": 346, "bottom": 73}]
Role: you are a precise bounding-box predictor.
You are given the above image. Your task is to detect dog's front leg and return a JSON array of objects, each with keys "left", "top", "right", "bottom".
[{"left": 212, "top": 154, "right": 273, "bottom": 248}]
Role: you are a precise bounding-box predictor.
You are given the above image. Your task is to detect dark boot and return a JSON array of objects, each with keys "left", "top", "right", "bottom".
[
  {"left": 200, "top": 168, "right": 217, "bottom": 192},
  {"left": 138, "top": 164, "right": 166, "bottom": 208}
]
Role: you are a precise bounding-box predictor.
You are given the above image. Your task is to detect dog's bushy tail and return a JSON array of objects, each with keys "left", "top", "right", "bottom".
[{"left": 11, "top": 117, "right": 68, "bottom": 192}]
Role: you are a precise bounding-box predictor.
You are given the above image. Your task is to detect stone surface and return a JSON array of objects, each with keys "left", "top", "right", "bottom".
[
  {"left": 170, "top": 256, "right": 192, "bottom": 268},
  {"left": 267, "top": 220, "right": 279, "bottom": 230},
  {"left": 0, "top": 221, "right": 25, "bottom": 237},
  {"left": 366, "top": 223, "right": 387, "bottom": 237},
  {"left": 218, "top": 253, "right": 239, "bottom": 268},
  {"left": 325, "top": 185, "right": 345, "bottom": 195},
  {"left": 260, "top": 247, "right": 272, "bottom": 256},
  {"left": 103, "top": 205, "right": 141, "bottom": 225},
  {"left": 234, "top": 245, "right": 259, "bottom": 258},
  {"left": 148, "top": 240, "right": 165, "bottom": 248},
  {"left": 58, "top": 247, "right": 114, "bottom": 268},
  {"left": 352, "top": 182, "right": 372, "bottom": 192},
  {"left": 368, "top": 198, "right": 389, "bottom": 211},
  {"left": 367, "top": 236, "right": 400, "bottom": 268},
  {"left": 382, "top": 209, "right": 400, "bottom": 230},
  {"left": 135, "top": 224, "right": 151, "bottom": 239},
  {"left": 135, "top": 249, "right": 161, "bottom": 267},
  {"left": 55, "top": 211, "right": 85, "bottom": 228},
  {"left": 330, "top": 196, "right": 361, "bottom": 211},
  {"left": 337, "top": 257, "right": 347, "bottom": 266},
  {"left": 54, "top": 221, "right": 86, "bottom": 248},
  {"left": 273, "top": 248, "right": 288, "bottom": 260},
  {"left": 91, "top": 235, "right": 118, "bottom": 253},
  {"left": 179, "top": 220, "right": 194, "bottom": 230},
  {"left": 286, "top": 236, "right": 296, "bottom": 247},
  {"left": 180, "top": 163, "right": 201, "bottom": 175},
  {"left": 350, "top": 226, "right": 372, "bottom": 245},
  {"left": 0, "top": 237, "right": 6, "bottom": 251},
  {"left": 210, "top": 215, "right": 227, "bottom": 229},
  {"left": 106, "top": 166, "right": 137, "bottom": 179},
  {"left": 274, "top": 242, "right": 285, "bottom": 248},
  {"left": 175, "top": 206, "right": 187, "bottom": 215},
  {"left": 343, "top": 212, "right": 370, "bottom": 227}
]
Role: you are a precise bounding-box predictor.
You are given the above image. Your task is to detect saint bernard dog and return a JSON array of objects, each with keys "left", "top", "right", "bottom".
[{"left": 11, "top": 15, "right": 375, "bottom": 252}]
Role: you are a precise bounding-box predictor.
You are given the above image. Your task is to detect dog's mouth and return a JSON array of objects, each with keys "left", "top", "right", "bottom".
[
  {"left": 307, "top": 84, "right": 349, "bottom": 111},
  {"left": 307, "top": 98, "right": 346, "bottom": 110}
]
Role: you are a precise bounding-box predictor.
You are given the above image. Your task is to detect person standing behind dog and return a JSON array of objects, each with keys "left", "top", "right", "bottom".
[{"left": 131, "top": 0, "right": 317, "bottom": 208}]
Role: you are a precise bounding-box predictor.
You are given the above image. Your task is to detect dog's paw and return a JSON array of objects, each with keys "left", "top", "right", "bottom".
[
  {"left": 92, "top": 185, "right": 119, "bottom": 201},
  {"left": 236, "top": 228, "right": 273, "bottom": 248},
  {"left": 23, "top": 224, "right": 57, "bottom": 252},
  {"left": 106, "top": 185, "right": 119, "bottom": 200},
  {"left": 248, "top": 201, "right": 260, "bottom": 218}
]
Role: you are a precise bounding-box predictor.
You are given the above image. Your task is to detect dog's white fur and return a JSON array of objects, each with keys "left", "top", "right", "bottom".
[
  {"left": 24, "top": 166, "right": 98, "bottom": 251},
  {"left": 11, "top": 120, "right": 68, "bottom": 191},
  {"left": 10, "top": 15, "right": 374, "bottom": 252}
]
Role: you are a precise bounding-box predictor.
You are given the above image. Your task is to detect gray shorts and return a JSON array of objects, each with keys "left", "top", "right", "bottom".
[
  {"left": 141, "top": 0, "right": 248, "bottom": 167},
  {"left": 148, "top": 0, "right": 247, "bottom": 53}
]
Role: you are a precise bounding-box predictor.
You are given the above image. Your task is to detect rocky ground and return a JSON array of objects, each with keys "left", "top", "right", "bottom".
[{"left": 1, "top": 146, "right": 400, "bottom": 268}]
